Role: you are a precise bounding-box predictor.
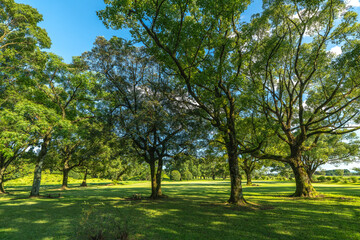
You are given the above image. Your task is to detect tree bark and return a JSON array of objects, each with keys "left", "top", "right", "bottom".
[
  {"left": 245, "top": 170, "right": 252, "bottom": 186},
  {"left": 30, "top": 134, "right": 51, "bottom": 197},
  {"left": 61, "top": 168, "right": 70, "bottom": 189},
  {"left": 80, "top": 169, "right": 88, "bottom": 187},
  {"left": 155, "top": 157, "right": 163, "bottom": 197},
  {"left": 149, "top": 158, "right": 162, "bottom": 199},
  {"left": 289, "top": 159, "right": 317, "bottom": 197},
  {"left": 227, "top": 150, "right": 246, "bottom": 205},
  {"left": 149, "top": 160, "right": 157, "bottom": 198},
  {"left": 0, "top": 168, "right": 6, "bottom": 194}
]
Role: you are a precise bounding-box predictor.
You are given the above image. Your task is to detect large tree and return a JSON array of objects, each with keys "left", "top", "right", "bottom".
[
  {"left": 0, "top": 0, "right": 51, "bottom": 193},
  {"left": 84, "top": 37, "right": 199, "bottom": 198},
  {"left": 29, "top": 54, "right": 95, "bottom": 196},
  {"left": 98, "top": 0, "right": 266, "bottom": 205},
  {"left": 249, "top": 0, "right": 360, "bottom": 196}
]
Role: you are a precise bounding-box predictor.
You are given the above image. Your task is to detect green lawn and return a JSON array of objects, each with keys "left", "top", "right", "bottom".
[{"left": 1, "top": 180, "right": 359, "bottom": 240}]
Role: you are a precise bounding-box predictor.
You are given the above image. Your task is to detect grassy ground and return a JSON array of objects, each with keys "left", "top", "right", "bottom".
[{"left": 0, "top": 179, "right": 359, "bottom": 240}]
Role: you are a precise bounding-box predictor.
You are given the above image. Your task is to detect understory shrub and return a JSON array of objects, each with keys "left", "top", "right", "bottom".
[
  {"left": 333, "top": 177, "right": 341, "bottom": 183},
  {"left": 350, "top": 176, "right": 358, "bottom": 183},
  {"left": 171, "top": 170, "right": 181, "bottom": 181},
  {"left": 183, "top": 171, "right": 193, "bottom": 180},
  {"left": 77, "top": 203, "right": 130, "bottom": 240},
  {"left": 318, "top": 176, "right": 326, "bottom": 182}
]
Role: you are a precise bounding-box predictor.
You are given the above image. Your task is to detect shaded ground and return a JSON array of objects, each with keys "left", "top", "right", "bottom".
[{"left": 0, "top": 181, "right": 359, "bottom": 239}]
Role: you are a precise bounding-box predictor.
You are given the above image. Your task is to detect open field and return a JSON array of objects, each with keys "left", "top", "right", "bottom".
[{"left": 1, "top": 180, "right": 360, "bottom": 240}]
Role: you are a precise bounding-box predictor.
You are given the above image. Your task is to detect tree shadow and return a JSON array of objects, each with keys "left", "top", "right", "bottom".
[{"left": 0, "top": 182, "right": 359, "bottom": 239}]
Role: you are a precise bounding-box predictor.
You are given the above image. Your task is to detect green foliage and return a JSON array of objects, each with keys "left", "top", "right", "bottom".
[
  {"left": 161, "top": 173, "right": 170, "bottom": 181},
  {"left": 318, "top": 176, "right": 327, "bottom": 182},
  {"left": 333, "top": 176, "right": 341, "bottom": 183},
  {"left": 170, "top": 170, "right": 181, "bottom": 181},
  {"left": 350, "top": 176, "right": 358, "bottom": 183},
  {"left": 183, "top": 170, "right": 193, "bottom": 181}
]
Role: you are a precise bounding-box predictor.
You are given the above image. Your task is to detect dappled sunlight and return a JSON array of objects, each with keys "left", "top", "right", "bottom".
[
  {"left": 211, "top": 221, "right": 226, "bottom": 225},
  {"left": 0, "top": 228, "right": 18, "bottom": 233},
  {"left": 1, "top": 181, "right": 359, "bottom": 239},
  {"left": 3, "top": 201, "right": 38, "bottom": 206},
  {"left": 33, "top": 220, "right": 49, "bottom": 224}
]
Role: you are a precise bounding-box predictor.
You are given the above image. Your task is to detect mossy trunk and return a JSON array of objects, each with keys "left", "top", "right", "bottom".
[
  {"left": 80, "top": 169, "right": 88, "bottom": 187},
  {"left": 30, "top": 134, "right": 51, "bottom": 197},
  {"left": 290, "top": 159, "right": 317, "bottom": 197}
]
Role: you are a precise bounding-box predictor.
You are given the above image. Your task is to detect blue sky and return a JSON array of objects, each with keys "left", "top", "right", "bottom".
[
  {"left": 16, "top": 0, "right": 359, "bottom": 170},
  {"left": 16, "top": 0, "right": 132, "bottom": 63}
]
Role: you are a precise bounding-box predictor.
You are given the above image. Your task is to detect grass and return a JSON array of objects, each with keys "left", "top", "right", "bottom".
[{"left": 0, "top": 179, "right": 359, "bottom": 240}]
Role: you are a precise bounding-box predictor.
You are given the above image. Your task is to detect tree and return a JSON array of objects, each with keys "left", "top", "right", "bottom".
[
  {"left": 353, "top": 168, "right": 360, "bottom": 175},
  {"left": 239, "top": 154, "right": 260, "bottom": 185},
  {"left": 29, "top": 53, "right": 95, "bottom": 196},
  {"left": 0, "top": 98, "right": 55, "bottom": 193},
  {"left": 83, "top": 37, "right": 199, "bottom": 199},
  {"left": 302, "top": 134, "right": 359, "bottom": 181},
  {"left": 0, "top": 0, "right": 51, "bottom": 193},
  {"left": 249, "top": 0, "right": 360, "bottom": 196},
  {"left": 98, "top": 0, "right": 267, "bottom": 205},
  {"left": 46, "top": 120, "right": 106, "bottom": 189}
]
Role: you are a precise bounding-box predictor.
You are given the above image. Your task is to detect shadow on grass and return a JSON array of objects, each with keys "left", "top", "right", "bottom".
[{"left": 0, "top": 182, "right": 359, "bottom": 240}]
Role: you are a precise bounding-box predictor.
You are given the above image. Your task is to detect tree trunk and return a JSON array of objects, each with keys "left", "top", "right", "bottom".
[
  {"left": 30, "top": 134, "right": 51, "bottom": 197},
  {"left": 212, "top": 174, "right": 215, "bottom": 180},
  {"left": 80, "top": 169, "right": 88, "bottom": 187},
  {"left": 149, "top": 158, "right": 162, "bottom": 199},
  {"left": 61, "top": 168, "right": 70, "bottom": 189},
  {"left": 245, "top": 170, "right": 252, "bottom": 186},
  {"left": 0, "top": 168, "right": 6, "bottom": 194},
  {"left": 289, "top": 159, "right": 317, "bottom": 197},
  {"left": 308, "top": 170, "right": 315, "bottom": 183},
  {"left": 155, "top": 158, "right": 163, "bottom": 197},
  {"left": 116, "top": 167, "right": 128, "bottom": 181},
  {"left": 226, "top": 145, "right": 246, "bottom": 205},
  {"left": 149, "top": 160, "right": 157, "bottom": 198}
]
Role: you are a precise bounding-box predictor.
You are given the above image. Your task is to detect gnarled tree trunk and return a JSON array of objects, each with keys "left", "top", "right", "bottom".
[{"left": 289, "top": 158, "right": 317, "bottom": 197}]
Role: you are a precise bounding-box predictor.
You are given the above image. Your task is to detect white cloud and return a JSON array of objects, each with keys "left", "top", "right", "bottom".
[
  {"left": 346, "top": 0, "right": 360, "bottom": 7},
  {"left": 329, "top": 46, "right": 342, "bottom": 56}
]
